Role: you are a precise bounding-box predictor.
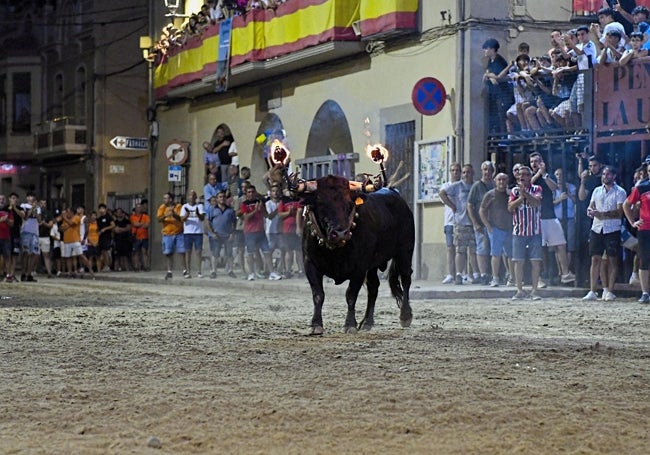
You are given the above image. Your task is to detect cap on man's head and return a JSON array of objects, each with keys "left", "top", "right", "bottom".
[
  {"left": 644, "top": 155, "right": 650, "bottom": 165},
  {"left": 482, "top": 38, "right": 500, "bottom": 51}
]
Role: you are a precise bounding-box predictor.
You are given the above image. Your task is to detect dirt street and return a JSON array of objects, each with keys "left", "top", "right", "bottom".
[{"left": 1, "top": 278, "right": 649, "bottom": 454}]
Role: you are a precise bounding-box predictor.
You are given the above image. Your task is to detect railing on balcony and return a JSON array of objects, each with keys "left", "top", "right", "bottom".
[
  {"left": 153, "top": 0, "right": 418, "bottom": 100},
  {"left": 34, "top": 116, "right": 87, "bottom": 158}
]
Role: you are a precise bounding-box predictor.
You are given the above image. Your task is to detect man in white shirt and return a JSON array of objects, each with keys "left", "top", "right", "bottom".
[
  {"left": 582, "top": 166, "right": 627, "bottom": 302},
  {"left": 180, "top": 190, "right": 205, "bottom": 278}
]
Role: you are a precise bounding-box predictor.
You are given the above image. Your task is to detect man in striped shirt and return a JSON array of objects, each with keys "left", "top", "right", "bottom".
[{"left": 508, "top": 165, "right": 543, "bottom": 300}]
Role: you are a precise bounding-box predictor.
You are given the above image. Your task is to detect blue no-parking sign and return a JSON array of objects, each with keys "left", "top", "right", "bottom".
[{"left": 411, "top": 77, "right": 447, "bottom": 116}]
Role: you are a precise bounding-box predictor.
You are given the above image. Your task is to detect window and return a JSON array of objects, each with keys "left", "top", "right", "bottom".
[
  {"left": 75, "top": 67, "right": 86, "bottom": 124},
  {"left": 12, "top": 72, "right": 31, "bottom": 133}
]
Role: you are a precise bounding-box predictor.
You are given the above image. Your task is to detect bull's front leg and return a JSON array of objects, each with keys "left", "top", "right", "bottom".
[
  {"left": 344, "top": 276, "right": 365, "bottom": 334},
  {"left": 305, "top": 261, "right": 325, "bottom": 335}
]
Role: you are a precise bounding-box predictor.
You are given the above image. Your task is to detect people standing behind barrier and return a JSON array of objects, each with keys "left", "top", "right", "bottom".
[
  {"left": 19, "top": 193, "right": 41, "bottom": 282},
  {"left": 7, "top": 193, "right": 22, "bottom": 280},
  {"left": 440, "top": 162, "right": 461, "bottom": 284},
  {"left": 238, "top": 184, "right": 273, "bottom": 281},
  {"left": 264, "top": 184, "right": 284, "bottom": 280},
  {"left": 112, "top": 208, "right": 132, "bottom": 272},
  {"left": 205, "top": 191, "right": 237, "bottom": 279},
  {"left": 60, "top": 206, "right": 94, "bottom": 279},
  {"left": 0, "top": 194, "right": 15, "bottom": 281},
  {"left": 529, "top": 152, "right": 575, "bottom": 286},
  {"left": 37, "top": 199, "right": 54, "bottom": 278},
  {"left": 130, "top": 202, "right": 150, "bottom": 272},
  {"left": 157, "top": 192, "right": 185, "bottom": 280},
  {"left": 439, "top": 164, "right": 478, "bottom": 285},
  {"left": 278, "top": 191, "right": 303, "bottom": 278},
  {"left": 619, "top": 31, "right": 648, "bottom": 65},
  {"left": 582, "top": 166, "right": 627, "bottom": 301},
  {"left": 591, "top": 7, "right": 628, "bottom": 51},
  {"left": 482, "top": 38, "right": 513, "bottom": 135},
  {"left": 203, "top": 140, "right": 220, "bottom": 179},
  {"left": 508, "top": 165, "right": 543, "bottom": 300},
  {"left": 467, "top": 161, "right": 495, "bottom": 285},
  {"left": 180, "top": 190, "right": 205, "bottom": 278},
  {"left": 623, "top": 159, "right": 650, "bottom": 303},
  {"left": 598, "top": 29, "right": 625, "bottom": 64},
  {"left": 204, "top": 172, "right": 227, "bottom": 204},
  {"left": 213, "top": 126, "right": 238, "bottom": 183},
  {"left": 84, "top": 211, "right": 100, "bottom": 273},
  {"left": 232, "top": 180, "right": 250, "bottom": 274},
  {"left": 553, "top": 168, "right": 577, "bottom": 272},
  {"left": 479, "top": 172, "right": 512, "bottom": 287},
  {"left": 96, "top": 203, "right": 115, "bottom": 272}
]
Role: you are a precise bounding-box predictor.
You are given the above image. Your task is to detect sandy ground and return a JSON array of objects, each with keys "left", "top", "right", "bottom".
[{"left": 1, "top": 278, "right": 649, "bottom": 454}]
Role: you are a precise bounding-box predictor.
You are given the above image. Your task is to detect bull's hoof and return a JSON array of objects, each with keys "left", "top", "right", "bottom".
[
  {"left": 344, "top": 326, "right": 357, "bottom": 334},
  {"left": 360, "top": 322, "right": 374, "bottom": 331},
  {"left": 310, "top": 326, "right": 324, "bottom": 336},
  {"left": 400, "top": 317, "right": 412, "bottom": 328}
]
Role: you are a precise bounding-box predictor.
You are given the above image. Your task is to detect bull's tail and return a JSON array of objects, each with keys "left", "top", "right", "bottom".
[{"left": 388, "top": 260, "right": 404, "bottom": 309}]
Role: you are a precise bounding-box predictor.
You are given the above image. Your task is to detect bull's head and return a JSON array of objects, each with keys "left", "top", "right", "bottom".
[{"left": 303, "top": 175, "right": 358, "bottom": 248}]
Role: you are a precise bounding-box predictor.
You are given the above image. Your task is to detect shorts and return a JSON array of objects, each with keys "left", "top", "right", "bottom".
[
  {"left": 39, "top": 236, "right": 51, "bottom": 254},
  {"left": 488, "top": 227, "right": 512, "bottom": 258},
  {"left": 475, "top": 228, "right": 490, "bottom": 256},
  {"left": 62, "top": 242, "right": 83, "bottom": 258},
  {"left": 512, "top": 234, "right": 542, "bottom": 262},
  {"left": 444, "top": 225, "right": 454, "bottom": 248},
  {"left": 209, "top": 236, "right": 233, "bottom": 258},
  {"left": 183, "top": 233, "right": 204, "bottom": 251},
  {"left": 453, "top": 224, "right": 476, "bottom": 254},
  {"left": 267, "top": 233, "right": 282, "bottom": 251},
  {"left": 281, "top": 232, "right": 301, "bottom": 251},
  {"left": 132, "top": 238, "right": 149, "bottom": 252},
  {"left": 245, "top": 231, "right": 270, "bottom": 255},
  {"left": 114, "top": 238, "right": 132, "bottom": 258},
  {"left": 638, "top": 230, "right": 650, "bottom": 271},
  {"left": 20, "top": 232, "right": 40, "bottom": 255},
  {"left": 85, "top": 245, "right": 99, "bottom": 258},
  {"left": 99, "top": 235, "right": 113, "bottom": 252},
  {"left": 541, "top": 218, "right": 567, "bottom": 247},
  {"left": 0, "top": 238, "right": 11, "bottom": 258},
  {"left": 162, "top": 234, "right": 186, "bottom": 255},
  {"left": 589, "top": 230, "right": 621, "bottom": 258}
]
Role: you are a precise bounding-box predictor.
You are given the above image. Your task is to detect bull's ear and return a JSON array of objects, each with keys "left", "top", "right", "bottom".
[{"left": 352, "top": 192, "right": 366, "bottom": 206}]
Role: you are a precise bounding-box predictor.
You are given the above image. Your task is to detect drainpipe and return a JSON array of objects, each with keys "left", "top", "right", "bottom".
[{"left": 455, "top": 0, "right": 465, "bottom": 162}]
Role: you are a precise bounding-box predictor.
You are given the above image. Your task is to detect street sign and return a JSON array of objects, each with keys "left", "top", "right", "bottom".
[
  {"left": 110, "top": 136, "right": 149, "bottom": 151},
  {"left": 411, "top": 77, "right": 446, "bottom": 116},
  {"left": 168, "top": 165, "right": 182, "bottom": 182}
]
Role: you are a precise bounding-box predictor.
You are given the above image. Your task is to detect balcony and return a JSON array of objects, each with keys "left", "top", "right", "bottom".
[
  {"left": 154, "top": 0, "right": 418, "bottom": 100},
  {"left": 34, "top": 118, "right": 88, "bottom": 160}
]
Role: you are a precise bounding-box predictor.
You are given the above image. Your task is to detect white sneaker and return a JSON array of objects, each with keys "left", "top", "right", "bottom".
[
  {"left": 603, "top": 291, "right": 617, "bottom": 302},
  {"left": 538, "top": 279, "right": 547, "bottom": 289},
  {"left": 462, "top": 275, "right": 473, "bottom": 284},
  {"left": 268, "top": 271, "right": 282, "bottom": 281},
  {"left": 582, "top": 291, "right": 598, "bottom": 301},
  {"left": 247, "top": 273, "right": 255, "bottom": 281},
  {"left": 442, "top": 274, "right": 454, "bottom": 284},
  {"left": 197, "top": 272, "right": 203, "bottom": 279},
  {"left": 629, "top": 273, "right": 641, "bottom": 285}
]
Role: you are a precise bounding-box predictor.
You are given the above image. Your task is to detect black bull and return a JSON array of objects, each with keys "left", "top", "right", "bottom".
[{"left": 300, "top": 175, "right": 415, "bottom": 335}]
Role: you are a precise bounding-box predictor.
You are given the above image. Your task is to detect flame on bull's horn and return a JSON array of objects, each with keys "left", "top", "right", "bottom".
[
  {"left": 365, "top": 143, "right": 389, "bottom": 163},
  {"left": 270, "top": 139, "right": 290, "bottom": 166}
]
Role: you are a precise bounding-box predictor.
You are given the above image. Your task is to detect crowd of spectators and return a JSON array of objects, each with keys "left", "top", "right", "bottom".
[
  {"left": 483, "top": 3, "right": 650, "bottom": 138},
  {"left": 149, "top": 0, "right": 290, "bottom": 64}
]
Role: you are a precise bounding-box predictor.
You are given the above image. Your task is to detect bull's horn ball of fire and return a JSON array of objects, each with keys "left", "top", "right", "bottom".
[
  {"left": 270, "top": 139, "right": 290, "bottom": 166},
  {"left": 366, "top": 144, "right": 389, "bottom": 163}
]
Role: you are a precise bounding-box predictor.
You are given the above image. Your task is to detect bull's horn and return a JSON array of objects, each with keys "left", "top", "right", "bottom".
[
  {"left": 349, "top": 181, "right": 378, "bottom": 193},
  {"left": 293, "top": 180, "right": 318, "bottom": 193}
]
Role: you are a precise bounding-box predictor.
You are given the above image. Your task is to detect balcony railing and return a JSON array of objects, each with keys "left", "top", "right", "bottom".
[
  {"left": 154, "top": 0, "right": 418, "bottom": 100},
  {"left": 34, "top": 117, "right": 87, "bottom": 159}
]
